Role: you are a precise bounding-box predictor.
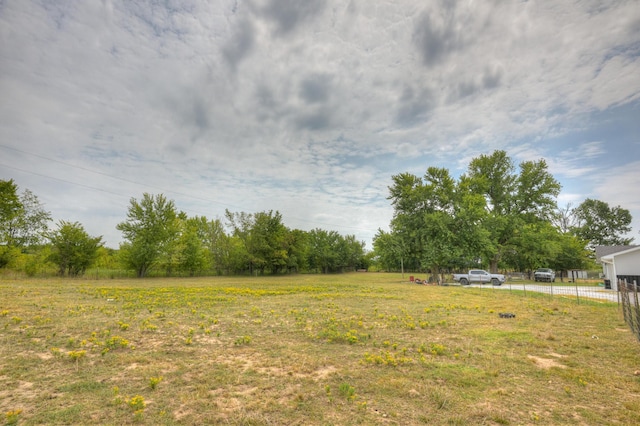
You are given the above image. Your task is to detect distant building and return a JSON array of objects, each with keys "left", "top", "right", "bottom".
[{"left": 595, "top": 245, "right": 640, "bottom": 290}]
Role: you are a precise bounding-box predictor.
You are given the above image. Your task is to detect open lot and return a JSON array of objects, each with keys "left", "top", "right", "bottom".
[{"left": 1, "top": 274, "right": 639, "bottom": 425}]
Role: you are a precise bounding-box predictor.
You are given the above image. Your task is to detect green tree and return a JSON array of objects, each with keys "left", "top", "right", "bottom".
[
  {"left": 48, "top": 221, "right": 103, "bottom": 276},
  {"left": 225, "top": 210, "right": 291, "bottom": 274},
  {"left": 387, "top": 167, "right": 491, "bottom": 278},
  {"left": 502, "top": 221, "right": 561, "bottom": 274},
  {"left": 572, "top": 198, "right": 633, "bottom": 247},
  {"left": 549, "top": 233, "right": 591, "bottom": 281},
  {"left": 116, "top": 193, "right": 179, "bottom": 278},
  {"left": 306, "top": 228, "right": 340, "bottom": 273},
  {"left": 466, "top": 151, "right": 561, "bottom": 272},
  {"left": 177, "top": 216, "right": 209, "bottom": 276},
  {"left": 0, "top": 179, "right": 51, "bottom": 248},
  {"left": 372, "top": 229, "right": 404, "bottom": 273},
  {"left": 284, "top": 229, "right": 308, "bottom": 273},
  {"left": 336, "top": 234, "right": 366, "bottom": 272}
]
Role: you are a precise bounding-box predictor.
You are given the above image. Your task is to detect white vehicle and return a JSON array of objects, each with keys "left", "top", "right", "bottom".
[
  {"left": 534, "top": 268, "right": 556, "bottom": 282},
  {"left": 452, "top": 269, "right": 506, "bottom": 286}
]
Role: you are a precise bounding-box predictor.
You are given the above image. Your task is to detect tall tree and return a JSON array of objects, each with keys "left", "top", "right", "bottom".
[
  {"left": 502, "top": 221, "right": 561, "bottom": 274},
  {"left": 225, "top": 210, "right": 290, "bottom": 274},
  {"left": 117, "top": 193, "right": 179, "bottom": 278},
  {"left": 0, "top": 179, "right": 21, "bottom": 243},
  {"left": 197, "top": 216, "right": 230, "bottom": 275},
  {"left": 387, "top": 167, "right": 491, "bottom": 278},
  {"left": 549, "top": 233, "right": 592, "bottom": 281},
  {"left": 551, "top": 203, "right": 578, "bottom": 234},
  {"left": 572, "top": 198, "right": 633, "bottom": 247},
  {"left": 306, "top": 228, "right": 340, "bottom": 273},
  {"left": 176, "top": 216, "right": 209, "bottom": 276},
  {"left": 0, "top": 179, "right": 51, "bottom": 248},
  {"left": 48, "top": 221, "right": 103, "bottom": 276},
  {"left": 466, "top": 151, "right": 561, "bottom": 272},
  {"left": 372, "top": 229, "right": 404, "bottom": 273},
  {"left": 1, "top": 179, "right": 52, "bottom": 268}
]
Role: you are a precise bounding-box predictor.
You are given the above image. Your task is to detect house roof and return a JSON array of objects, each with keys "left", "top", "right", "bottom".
[{"left": 596, "top": 245, "right": 640, "bottom": 262}]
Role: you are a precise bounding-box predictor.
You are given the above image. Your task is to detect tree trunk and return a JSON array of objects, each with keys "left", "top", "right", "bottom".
[{"left": 489, "top": 257, "right": 499, "bottom": 274}]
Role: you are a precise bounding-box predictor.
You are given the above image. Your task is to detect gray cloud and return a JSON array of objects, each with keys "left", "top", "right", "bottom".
[
  {"left": 260, "top": 0, "right": 328, "bottom": 35},
  {"left": 395, "top": 86, "right": 435, "bottom": 126},
  {"left": 412, "top": 4, "right": 462, "bottom": 67},
  {"left": 482, "top": 65, "right": 503, "bottom": 89},
  {"left": 295, "top": 108, "right": 333, "bottom": 131},
  {"left": 299, "top": 73, "right": 333, "bottom": 104},
  {"left": 223, "top": 18, "right": 256, "bottom": 70}
]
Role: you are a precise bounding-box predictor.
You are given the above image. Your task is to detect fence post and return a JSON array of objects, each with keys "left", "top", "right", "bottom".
[
  {"left": 575, "top": 280, "right": 580, "bottom": 305},
  {"left": 631, "top": 280, "right": 640, "bottom": 339},
  {"left": 622, "top": 280, "right": 632, "bottom": 328}
]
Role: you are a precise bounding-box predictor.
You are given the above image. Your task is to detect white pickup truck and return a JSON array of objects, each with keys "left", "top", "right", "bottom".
[{"left": 452, "top": 269, "right": 506, "bottom": 286}]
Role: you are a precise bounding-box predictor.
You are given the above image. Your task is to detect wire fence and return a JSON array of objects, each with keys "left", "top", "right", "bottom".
[
  {"left": 449, "top": 277, "right": 640, "bottom": 341},
  {"left": 619, "top": 279, "right": 640, "bottom": 341},
  {"left": 459, "top": 280, "right": 619, "bottom": 304}
]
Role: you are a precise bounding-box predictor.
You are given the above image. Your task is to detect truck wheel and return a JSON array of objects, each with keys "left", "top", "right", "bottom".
[
  {"left": 491, "top": 278, "right": 500, "bottom": 286},
  {"left": 460, "top": 278, "right": 469, "bottom": 286}
]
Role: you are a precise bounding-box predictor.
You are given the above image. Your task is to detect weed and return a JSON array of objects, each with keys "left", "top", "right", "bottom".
[
  {"left": 68, "top": 350, "right": 86, "bottom": 362},
  {"left": 430, "top": 343, "right": 447, "bottom": 356},
  {"left": 338, "top": 383, "right": 356, "bottom": 401},
  {"left": 149, "top": 376, "right": 163, "bottom": 390},
  {"left": 68, "top": 350, "right": 86, "bottom": 371},
  {"left": 127, "top": 395, "right": 145, "bottom": 411},
  {"left": 105, "top": 335, "right": 129, "bottom": 349},
  {"left": 5, "top": 409, "right": 22, "bottom": 425},
  {"left": 234, "top": 335, "right": 252, "bottom": 345}
]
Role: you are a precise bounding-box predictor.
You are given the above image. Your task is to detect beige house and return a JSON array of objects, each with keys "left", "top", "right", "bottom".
[{"left": 595, "top": 245, "right": 640, "bottom": 290}]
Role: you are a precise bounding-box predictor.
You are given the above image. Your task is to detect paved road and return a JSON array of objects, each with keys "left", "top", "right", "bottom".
[{"left": 463, "top": 283, "right": 619, "bottom": 303}]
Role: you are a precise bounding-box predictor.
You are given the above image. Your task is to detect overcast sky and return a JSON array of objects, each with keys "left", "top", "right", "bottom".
[{"left": 1, "top": 0, "right": 639, "bottom": 249}]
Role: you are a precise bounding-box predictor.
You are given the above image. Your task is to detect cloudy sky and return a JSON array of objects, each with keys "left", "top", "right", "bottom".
[{"left": 1, "top": 0, "right": 639, "bottom": 249}]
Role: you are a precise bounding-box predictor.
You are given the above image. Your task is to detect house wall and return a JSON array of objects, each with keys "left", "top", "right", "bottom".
[
  {"left": 615, "top": 251, "right": 640, "bottom": 275},
  {"left": 603, "top": 263, "right": 617, "bottom": 290}
]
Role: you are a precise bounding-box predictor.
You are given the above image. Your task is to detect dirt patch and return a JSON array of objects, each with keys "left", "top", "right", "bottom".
[
  {"left": 548, "top": 352, "right": 566, "bottom": 359},
  {"left": 528, "top": 355, "right": 566, "bottom": 369},
  {"left": 312, "top": 365, "right": 337, "bottom": 381},
  {"left": 213, "top": 352, "right": 336, "bottom": 381}
]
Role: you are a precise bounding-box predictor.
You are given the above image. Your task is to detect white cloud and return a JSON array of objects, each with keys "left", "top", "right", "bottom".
[{"left": 1, "top": 0, "right": 639, "bottom": 247}]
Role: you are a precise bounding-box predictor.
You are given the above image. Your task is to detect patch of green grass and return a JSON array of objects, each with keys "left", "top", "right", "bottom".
[{"left": 0, "top": 274, "right": 637, "bottom": 425}]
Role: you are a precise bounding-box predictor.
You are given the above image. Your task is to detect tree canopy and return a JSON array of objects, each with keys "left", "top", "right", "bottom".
[
  {"left": 116, "top": 193, "right": 179, "bottom": 278},
  {"left": 48, "top": 221, "right": 103, "bottom": 276},
  {"left": 376, "top": 151, "right": 594, "bottom": 275},
  {"left": 572, "top": 198, "right": 633, "bottom": 247}
]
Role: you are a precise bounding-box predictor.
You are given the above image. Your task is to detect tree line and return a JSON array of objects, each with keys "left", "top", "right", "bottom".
[
  {"left": 1, "top": 152, "right": 633, "bottom": 279},
  {"left": 372, "top": 150, "right": 634, "bottom": 279},
  {"left": 0, "top": 180, "right": 368, "bottom": 277}
]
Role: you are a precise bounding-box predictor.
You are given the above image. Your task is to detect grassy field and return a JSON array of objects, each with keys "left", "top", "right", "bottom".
[{"left": 1, "top": 273, "right": 639, "bottom": 425}]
